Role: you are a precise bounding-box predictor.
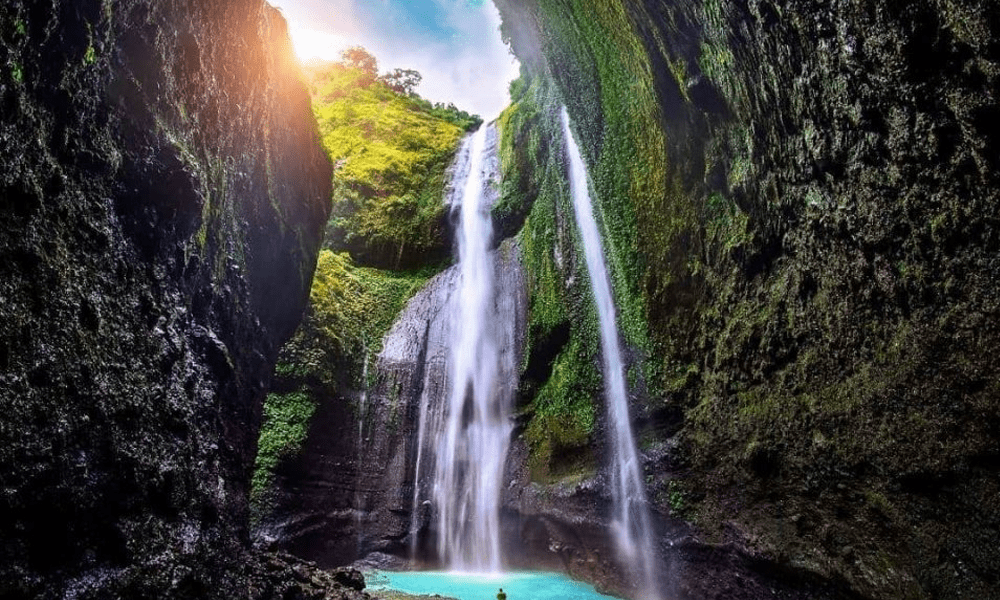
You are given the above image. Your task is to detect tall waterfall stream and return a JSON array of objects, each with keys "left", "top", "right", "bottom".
[
  {"left": 408, "top": 123, "right": 516, "bottom": 573},
  {"left": 561, "top": 107, "right": 661, "bottom": 597},
  {"left": 396, "top": 114, "right": 661, "bottom": 592}
]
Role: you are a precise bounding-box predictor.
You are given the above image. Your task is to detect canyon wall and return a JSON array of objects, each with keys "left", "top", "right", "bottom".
[
  {"left": 0, "top": 1, "right": 331, "bottom": 597},
  {"left": 493, "top": 0, "right": 1000, "bottom": 598}
]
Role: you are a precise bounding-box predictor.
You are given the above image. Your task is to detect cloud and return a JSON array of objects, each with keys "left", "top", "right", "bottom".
[{"left": 269, "top": 0, "right": 520, "bottom": 119}]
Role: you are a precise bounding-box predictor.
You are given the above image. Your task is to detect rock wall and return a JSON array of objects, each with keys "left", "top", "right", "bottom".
[
  {"left": 260, "top": 264, "right": 458, "bottom": 565},
  {"left": 0, "top": 1, "right": 331, "bottom": 598},
  {"left": 493, "top": 0, "right": 1000, "bottom": 598}
]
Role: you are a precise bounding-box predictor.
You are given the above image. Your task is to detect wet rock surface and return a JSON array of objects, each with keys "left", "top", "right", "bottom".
[
  {"left": 259, "top": 264, "right": 460, "bottom": 566},
  {"left": 249, "top": 552, "right": 371, "bottom": 600},
  {"left": 0, "top": 1, "right": 330, "bottom": 598},
  {"left": 493, "top": 0, "right": 1000, "bottom": 598}
]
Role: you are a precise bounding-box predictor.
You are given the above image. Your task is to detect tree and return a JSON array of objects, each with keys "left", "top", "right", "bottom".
[
  {"left": 379, "top": 68, "right": 422, "bottom": 95},
  {"left": 340, "top": 46, "right": 377, "bottom": 84}
]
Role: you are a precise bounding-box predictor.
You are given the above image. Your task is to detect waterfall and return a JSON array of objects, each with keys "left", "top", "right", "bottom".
[
  {"left": 434, "top": 122, "right": 510, "bottom": 572},
  {"left": 407, "top": 133, "right": 477, "bottom": 564},
  {"left": 561, "top": 107, "right": 661, "bottom": 597},
  {"left": 355, "top": 347, "right": 369, "bottom": 548},
  {"left": 407, "top": 123, "right": 514, "bottom": 573}
]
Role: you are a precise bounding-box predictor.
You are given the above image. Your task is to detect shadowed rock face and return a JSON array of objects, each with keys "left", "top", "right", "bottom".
[
  {"left": 492, "top": 0, "right": 1000, "bottom": 599},
  {"left": 0, "top": 1, "right": 331, "bottom": 598},
  {"left": 261, "top": 265, "right": 460, "bottom": 566}
]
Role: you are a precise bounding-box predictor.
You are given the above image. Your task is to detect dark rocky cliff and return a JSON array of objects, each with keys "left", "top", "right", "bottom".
[
  {"left": 493, "top": 0, "right": 1000, "bottom": 598},
  {"left": 0, "top": 1, "right": 332, "bottom": 598}
]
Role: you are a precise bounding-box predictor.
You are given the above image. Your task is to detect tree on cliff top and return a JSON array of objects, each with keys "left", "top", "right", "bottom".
[
  {"left": 380, "top": 68, "right": 422, "bottom": 95},
  {"left": 340, "top": 46, "right": 377, "bottom": 82}
]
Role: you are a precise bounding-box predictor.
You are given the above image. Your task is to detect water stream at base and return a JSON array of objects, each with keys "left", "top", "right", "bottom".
[{"left": 561, "top": 107, "right": 661, "bottom": 598}]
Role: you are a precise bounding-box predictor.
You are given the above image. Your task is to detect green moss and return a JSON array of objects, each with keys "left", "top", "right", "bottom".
[
  {"left": 667, "top": 57, "right": 691, "bottom": 102},
  {"left": 666, "top": 479, "right": 692, "bottom": 518},
  {"left": 524, "top": 335, "right": 600, "bottom": 480},
  {"left": 507, "top": 89, "right": 608, "bottom": 476},
  {"left": 494, "top": 74, "right": 547, "bottom": 238},
  {"left": 516, "top": 0, "right": 712, "bottom": 405},
  {"left": 252, "top": 391, "right": 317, "bottom": 496},
  {"left": 278, "top": 249, "right": 433, "bottom": 388},
  {"left": 497, "top": 23, "right": 670, "bottom": 473}
]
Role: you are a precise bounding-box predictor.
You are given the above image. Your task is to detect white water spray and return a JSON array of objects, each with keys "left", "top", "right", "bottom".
[
  {"left": 435, "top": 123, "right": 510, "bottom": 572},
  {"left": 405, "top": 124, "right": 512, "bottom": 573},
  {"left": 561, "top": 107, "right": 661, "bottom": 597}
]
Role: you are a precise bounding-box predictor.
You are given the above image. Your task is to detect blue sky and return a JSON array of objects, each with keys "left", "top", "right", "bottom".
[{"left": 268, "top": 0, "right": 519, "bottom": 118}]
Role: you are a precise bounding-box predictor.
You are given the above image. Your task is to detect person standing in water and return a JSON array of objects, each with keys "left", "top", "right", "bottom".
[{"left": 497, "top": 588, "right": 507, "bottom": 600}]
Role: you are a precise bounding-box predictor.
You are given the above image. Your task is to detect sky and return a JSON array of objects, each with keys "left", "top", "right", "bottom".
[{"left": 268, "top": 0, "right": 520, "bottom": 119}]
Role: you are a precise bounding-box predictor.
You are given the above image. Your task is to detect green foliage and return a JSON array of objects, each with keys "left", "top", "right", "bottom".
[
  {"left": 84, "top": 44, "right": 96, "bottom": 65},
  {"left": 252, "top": 391, "right": 317, "bottom": 496},
  {"left": 305, "top": 54, "right": 480, "bottom": 268},
  {"left": 510, "top": 0, "right": 696, "bottom": 406},
  {"left": 379, "top": 68, "right": 422, "bottom": 95},
  {"left": 494, "top": 73, "right": 547, "bottom": 240},
  {"left": 495, "top": 14, "right": 679, "bottom": 474},
  {"left": 256, "top": 252, "right": 433, "bottom": 501},
  {"left": 497, "top": 73, "right": 613, "bottom": 481},
  {"left": 524, "top": 335, "right": 599, "bottom": 481},
  {"left": 340, "top": 45, "right": 377, "bottom": 83},
  {"left": 666, "top": 479, "right": 691, "bottom": 517},
  {"left": 278, "top": 249, "right": 433, "bottom": 387}
]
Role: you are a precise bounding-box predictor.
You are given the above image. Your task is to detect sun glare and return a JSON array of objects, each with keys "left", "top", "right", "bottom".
[{"left": 287, "top": 25, "right": 349, "bottom": 62}]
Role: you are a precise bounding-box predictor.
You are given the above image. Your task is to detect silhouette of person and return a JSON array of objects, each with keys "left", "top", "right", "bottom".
[{"left": 497, "top": 588, "right": 507, "bottom": 600}]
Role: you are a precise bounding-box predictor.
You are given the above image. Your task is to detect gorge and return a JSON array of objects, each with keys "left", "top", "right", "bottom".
[{"left": 2, "top": 0, "right": 999, "bottom": 599}]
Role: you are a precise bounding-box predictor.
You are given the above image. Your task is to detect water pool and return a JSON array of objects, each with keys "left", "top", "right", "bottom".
[{"left": 366, "top": 570, "right": 622, "bottom": 600}]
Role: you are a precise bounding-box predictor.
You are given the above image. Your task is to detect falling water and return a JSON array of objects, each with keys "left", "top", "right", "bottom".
[
  {"left": 405, "top": 123, "right": 512, "bottom": 572},
  {"left": 434, "top": 123, "right": 510, "bottom": 572},
  {"left": 355, "top": 347, "right": 370, "bottom": 547},
  {"left": 407, "top": 134, "right": 477, "bottom": 564},
  {"left": 561, "top": 107, "right": 661, "bottom": 597}
]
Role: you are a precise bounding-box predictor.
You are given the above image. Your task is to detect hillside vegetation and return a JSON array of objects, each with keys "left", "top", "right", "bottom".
[
  {"left": 305, "top": 51, "right": 480, "bottom": 269},
  {"left": 253, "top": 50, "right": 478, "bottom": 502}
]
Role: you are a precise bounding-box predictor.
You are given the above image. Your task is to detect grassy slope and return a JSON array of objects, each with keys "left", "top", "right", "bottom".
[{"left": 310, "top": 62, "right": 478, "bottom": 270}]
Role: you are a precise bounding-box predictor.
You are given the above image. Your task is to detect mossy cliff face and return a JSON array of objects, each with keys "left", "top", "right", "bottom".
[
  {"left": 0, "top": 1, "right": 331, "bottom": 598},
  {"left": 494, "top": 0, "right": 999, "bottom": 598}
]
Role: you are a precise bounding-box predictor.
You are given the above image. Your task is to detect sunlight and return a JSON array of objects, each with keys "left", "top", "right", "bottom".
[{"left": 286, "top": 24, "right": 350, "bottom": 61}]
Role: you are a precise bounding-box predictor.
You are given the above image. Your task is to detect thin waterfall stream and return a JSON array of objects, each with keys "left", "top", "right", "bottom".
[{"left": 561, "top": 107, "right": 661, "bottom": 597}]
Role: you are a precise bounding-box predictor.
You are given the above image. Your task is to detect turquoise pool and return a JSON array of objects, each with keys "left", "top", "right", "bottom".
[{"left": 366, "top": 570, "right": 622, "bottom": 600}]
